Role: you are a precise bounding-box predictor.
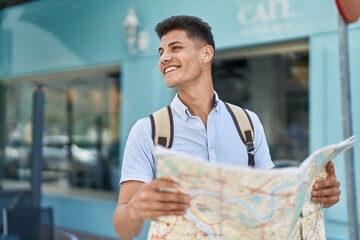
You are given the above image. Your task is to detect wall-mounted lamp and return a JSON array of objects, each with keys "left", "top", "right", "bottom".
[{"left": 123, "top": 8, "right": 149, "bottom": 54}]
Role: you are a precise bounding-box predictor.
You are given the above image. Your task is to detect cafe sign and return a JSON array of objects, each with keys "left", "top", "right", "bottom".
[
  {"left": 238, "top": 0, "right": 296, "bottom": 24},
  {"left": 237, "top": 0, "right": 297, "bottom": 36}
]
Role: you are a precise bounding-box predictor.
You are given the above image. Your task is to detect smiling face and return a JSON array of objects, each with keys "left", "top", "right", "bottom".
[{"left": 158, "top": 30, "right": 206, "bottom": 88}]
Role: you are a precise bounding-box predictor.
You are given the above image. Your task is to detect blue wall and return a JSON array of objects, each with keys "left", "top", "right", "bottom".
[
  {"left": 1, "top": 0, "right": 360, "bottom": 239},
  {"left": 0, "top": 0, "right": 344, "bottom": 78},
  {"left": 0, "top": 0, "right": 125, "bottom": 76},
  {"left": 310, "top": 28, "right": 360, "bottom": 240},
  {"left": 42, "top": 194, "right": 118, "bottom": 237}
]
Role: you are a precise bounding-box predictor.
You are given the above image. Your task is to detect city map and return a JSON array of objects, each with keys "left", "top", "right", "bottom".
[{"left": 147, "top": 136, "right": 356, "bottom": 240}]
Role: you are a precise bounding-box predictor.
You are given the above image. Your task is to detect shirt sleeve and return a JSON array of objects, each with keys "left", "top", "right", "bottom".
[
  {"left": 246, "top": 110, "right": 275, "bottom": 169},
  {"left": 120, "top": 118, "right": 156, "bottom": 184}
]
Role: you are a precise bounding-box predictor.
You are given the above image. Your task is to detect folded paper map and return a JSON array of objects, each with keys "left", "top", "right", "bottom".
[{"left": 148, "top": 136, "right": 356, "bottom": 240}]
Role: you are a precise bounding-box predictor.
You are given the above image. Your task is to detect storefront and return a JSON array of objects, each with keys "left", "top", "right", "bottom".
[{"left": 0, "top": 0, "right": 359, "bottom": 239}]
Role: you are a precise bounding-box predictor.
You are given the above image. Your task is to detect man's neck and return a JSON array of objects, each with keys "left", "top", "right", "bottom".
[{"left": 178, "top": 85, "right": 215, "bottom": 128}]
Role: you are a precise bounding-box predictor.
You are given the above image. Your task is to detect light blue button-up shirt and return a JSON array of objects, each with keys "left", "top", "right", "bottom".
[{"left": 120, "top": 92, "right": 274, "bottom": 184}]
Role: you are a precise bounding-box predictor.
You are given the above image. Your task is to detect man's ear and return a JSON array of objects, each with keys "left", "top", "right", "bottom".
[{"left": 202, "top": 45, "right": 214, "bottom": 63}]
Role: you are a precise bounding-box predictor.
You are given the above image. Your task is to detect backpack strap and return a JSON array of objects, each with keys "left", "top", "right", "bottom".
[
  {"left": 149, "top": 106, "right": 174, "bottom": 148},
  {"left": 150, "top": 103, "right": 255, "bottom": 167},
  {"left": 225, "top": 103, "right": 255, "bottom": 167}
]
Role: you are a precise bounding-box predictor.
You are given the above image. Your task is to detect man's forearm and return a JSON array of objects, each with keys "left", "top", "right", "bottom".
[{"left": 113, "top": 204, "right": 144, "bottom": 240}]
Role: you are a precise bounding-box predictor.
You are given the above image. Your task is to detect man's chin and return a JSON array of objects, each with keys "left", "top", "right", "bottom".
[{"left": 165, "top": 81, "right": 176, "bottom": 88}]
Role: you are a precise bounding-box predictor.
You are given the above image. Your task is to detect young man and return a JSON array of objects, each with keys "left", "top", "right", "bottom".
[{"left": 113, "top": 16, "right": 340, "bottom": 239}]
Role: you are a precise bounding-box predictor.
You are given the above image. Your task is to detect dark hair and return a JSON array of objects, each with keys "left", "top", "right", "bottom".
[{"left": 155, "top": 15, "right": 215, "bottom": 51}]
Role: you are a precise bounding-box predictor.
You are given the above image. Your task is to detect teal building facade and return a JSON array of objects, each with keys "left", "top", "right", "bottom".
[{"left": 0, "top": 0, "right": 359, "bottom": 239}]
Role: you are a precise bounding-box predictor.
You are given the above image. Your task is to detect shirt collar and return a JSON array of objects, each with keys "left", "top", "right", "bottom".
[{"left": 170, "top": 91, "right": 220, "bottom": 121}]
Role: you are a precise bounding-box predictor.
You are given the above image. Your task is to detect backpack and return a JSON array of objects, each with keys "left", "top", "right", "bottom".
[{"left": 149, "top": 103, "right": 255, "bottom": 167}]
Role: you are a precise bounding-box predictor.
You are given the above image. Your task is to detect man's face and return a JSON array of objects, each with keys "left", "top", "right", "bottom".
[{"left": 158, "top": 29, "right": 205, "bottom": 88}]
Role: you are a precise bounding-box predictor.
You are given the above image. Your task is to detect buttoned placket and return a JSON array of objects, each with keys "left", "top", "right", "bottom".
[{"left": 207, "top": 109, "right": 217, "bottom": 162}]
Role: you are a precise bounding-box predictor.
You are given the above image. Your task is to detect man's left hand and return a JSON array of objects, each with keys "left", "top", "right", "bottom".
[{"left": 311, "top": 161, "right": 341, "bottom": 208}]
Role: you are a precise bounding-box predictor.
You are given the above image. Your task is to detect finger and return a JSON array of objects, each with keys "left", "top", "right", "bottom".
[
  {"left": 326, "top": 161, "right": 336, "bottom": 178},
  {"left": 135, "top": 199, "right": 189, "bottom": 219},
  {"left": 312, "top": 187, "right": 341, "bottom": 198},
  {"left": 311, "top": 195, "right": 340, "bottom": 208},
  {"left": 155, "top": 192, "right": 191, "bottom": 204},
  {"left": 135, "top": 188, "right": 190, "bottom": 206},
  {"left": 313, "top": 178, "right": 340, "bottom": 190},
  {"left": 153, "top": 178, "right": 182, "bottom": 191},
  {"left": 144, "top": 210, "right": 188, "bottom": 220},
  {"left": 144, "top": 201, "right": 190, "bottom": 212},
  {"left": 129, "top": 196, "right": 189, "bottom": 219}
]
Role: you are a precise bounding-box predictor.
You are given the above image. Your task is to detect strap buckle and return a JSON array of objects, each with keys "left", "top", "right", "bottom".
[{"left": 246, "top": 142, "right": 254, "bottom": 153}]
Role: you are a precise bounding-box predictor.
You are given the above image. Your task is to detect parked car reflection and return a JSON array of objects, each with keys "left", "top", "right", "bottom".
[
  {"left": 68, "top": 135, "right": 103, "bottom": 189},
  {"left": 42, "top": 135, "right": 70, "bottom": 171},
  {"left": 4, "top": 135, "right": 103, "bottom": 189},
  {"left": 4, "top": 138, "right": 31, "bottom": 180}
]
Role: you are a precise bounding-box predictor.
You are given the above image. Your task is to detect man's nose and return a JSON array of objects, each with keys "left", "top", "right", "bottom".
[{"left": 160, "top": 51, "right": 172, "bottom": 63}]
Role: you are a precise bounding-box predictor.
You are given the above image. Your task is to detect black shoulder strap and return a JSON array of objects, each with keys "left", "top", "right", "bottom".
[
  {"left": 149, "top": 106, "right": 174, "bottom": 148},
  {"left": 225, "top": 103, "right": 255, "bottom": 167}
]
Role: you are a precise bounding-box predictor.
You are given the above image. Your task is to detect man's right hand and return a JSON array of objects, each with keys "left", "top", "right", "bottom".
[
  {"left": 114, "top": 179, "right": 190, "bottom": 239},
  {"left": 126, "top": 178, "right": 191, "bottom": 220}
]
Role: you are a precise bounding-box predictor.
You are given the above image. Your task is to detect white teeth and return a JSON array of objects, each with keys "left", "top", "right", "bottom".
[{"left": 165, "top": 66, "right": 178, "bottom": 74}]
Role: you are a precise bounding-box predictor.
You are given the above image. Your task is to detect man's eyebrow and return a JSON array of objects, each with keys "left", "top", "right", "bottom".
[
  {"left": 158, "top": 41, "right": 184, "bottom": 53},
  {"left": 168, "top": 41, "right": 183, "bottom": 47}
]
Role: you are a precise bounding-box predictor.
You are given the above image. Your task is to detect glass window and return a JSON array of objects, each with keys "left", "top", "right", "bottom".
[
  {"left": 1, "top": 82, "right": 33, "bottom": 189},
  {"left": 1, "top": 69, "right": 120, "bottom": 200},
  {"left": 42, "top": 73, "right": 121, "bottom": 192},
  {"left": 213, "top": 47, "right": 309, "bottom": 167}
]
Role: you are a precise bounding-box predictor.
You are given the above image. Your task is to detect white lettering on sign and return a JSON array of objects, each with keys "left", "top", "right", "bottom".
[{"left": 238, "top": 0, "right": 296, "bottom": 25}]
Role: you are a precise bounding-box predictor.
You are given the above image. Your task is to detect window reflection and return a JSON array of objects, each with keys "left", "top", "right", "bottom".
[
  {"left": 213, "top": 50, "right": 309, "bottom": 167},
  {"left": 2, "top": 82, "right": 33, "bottom": 185},
  {"left": 1, "top": 71, "right": 120, "bottom": 195}
]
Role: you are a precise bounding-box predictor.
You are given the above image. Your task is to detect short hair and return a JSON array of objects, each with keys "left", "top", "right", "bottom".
[{"left": 155, "top": 15, "right": 215, "bottom": 51}]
